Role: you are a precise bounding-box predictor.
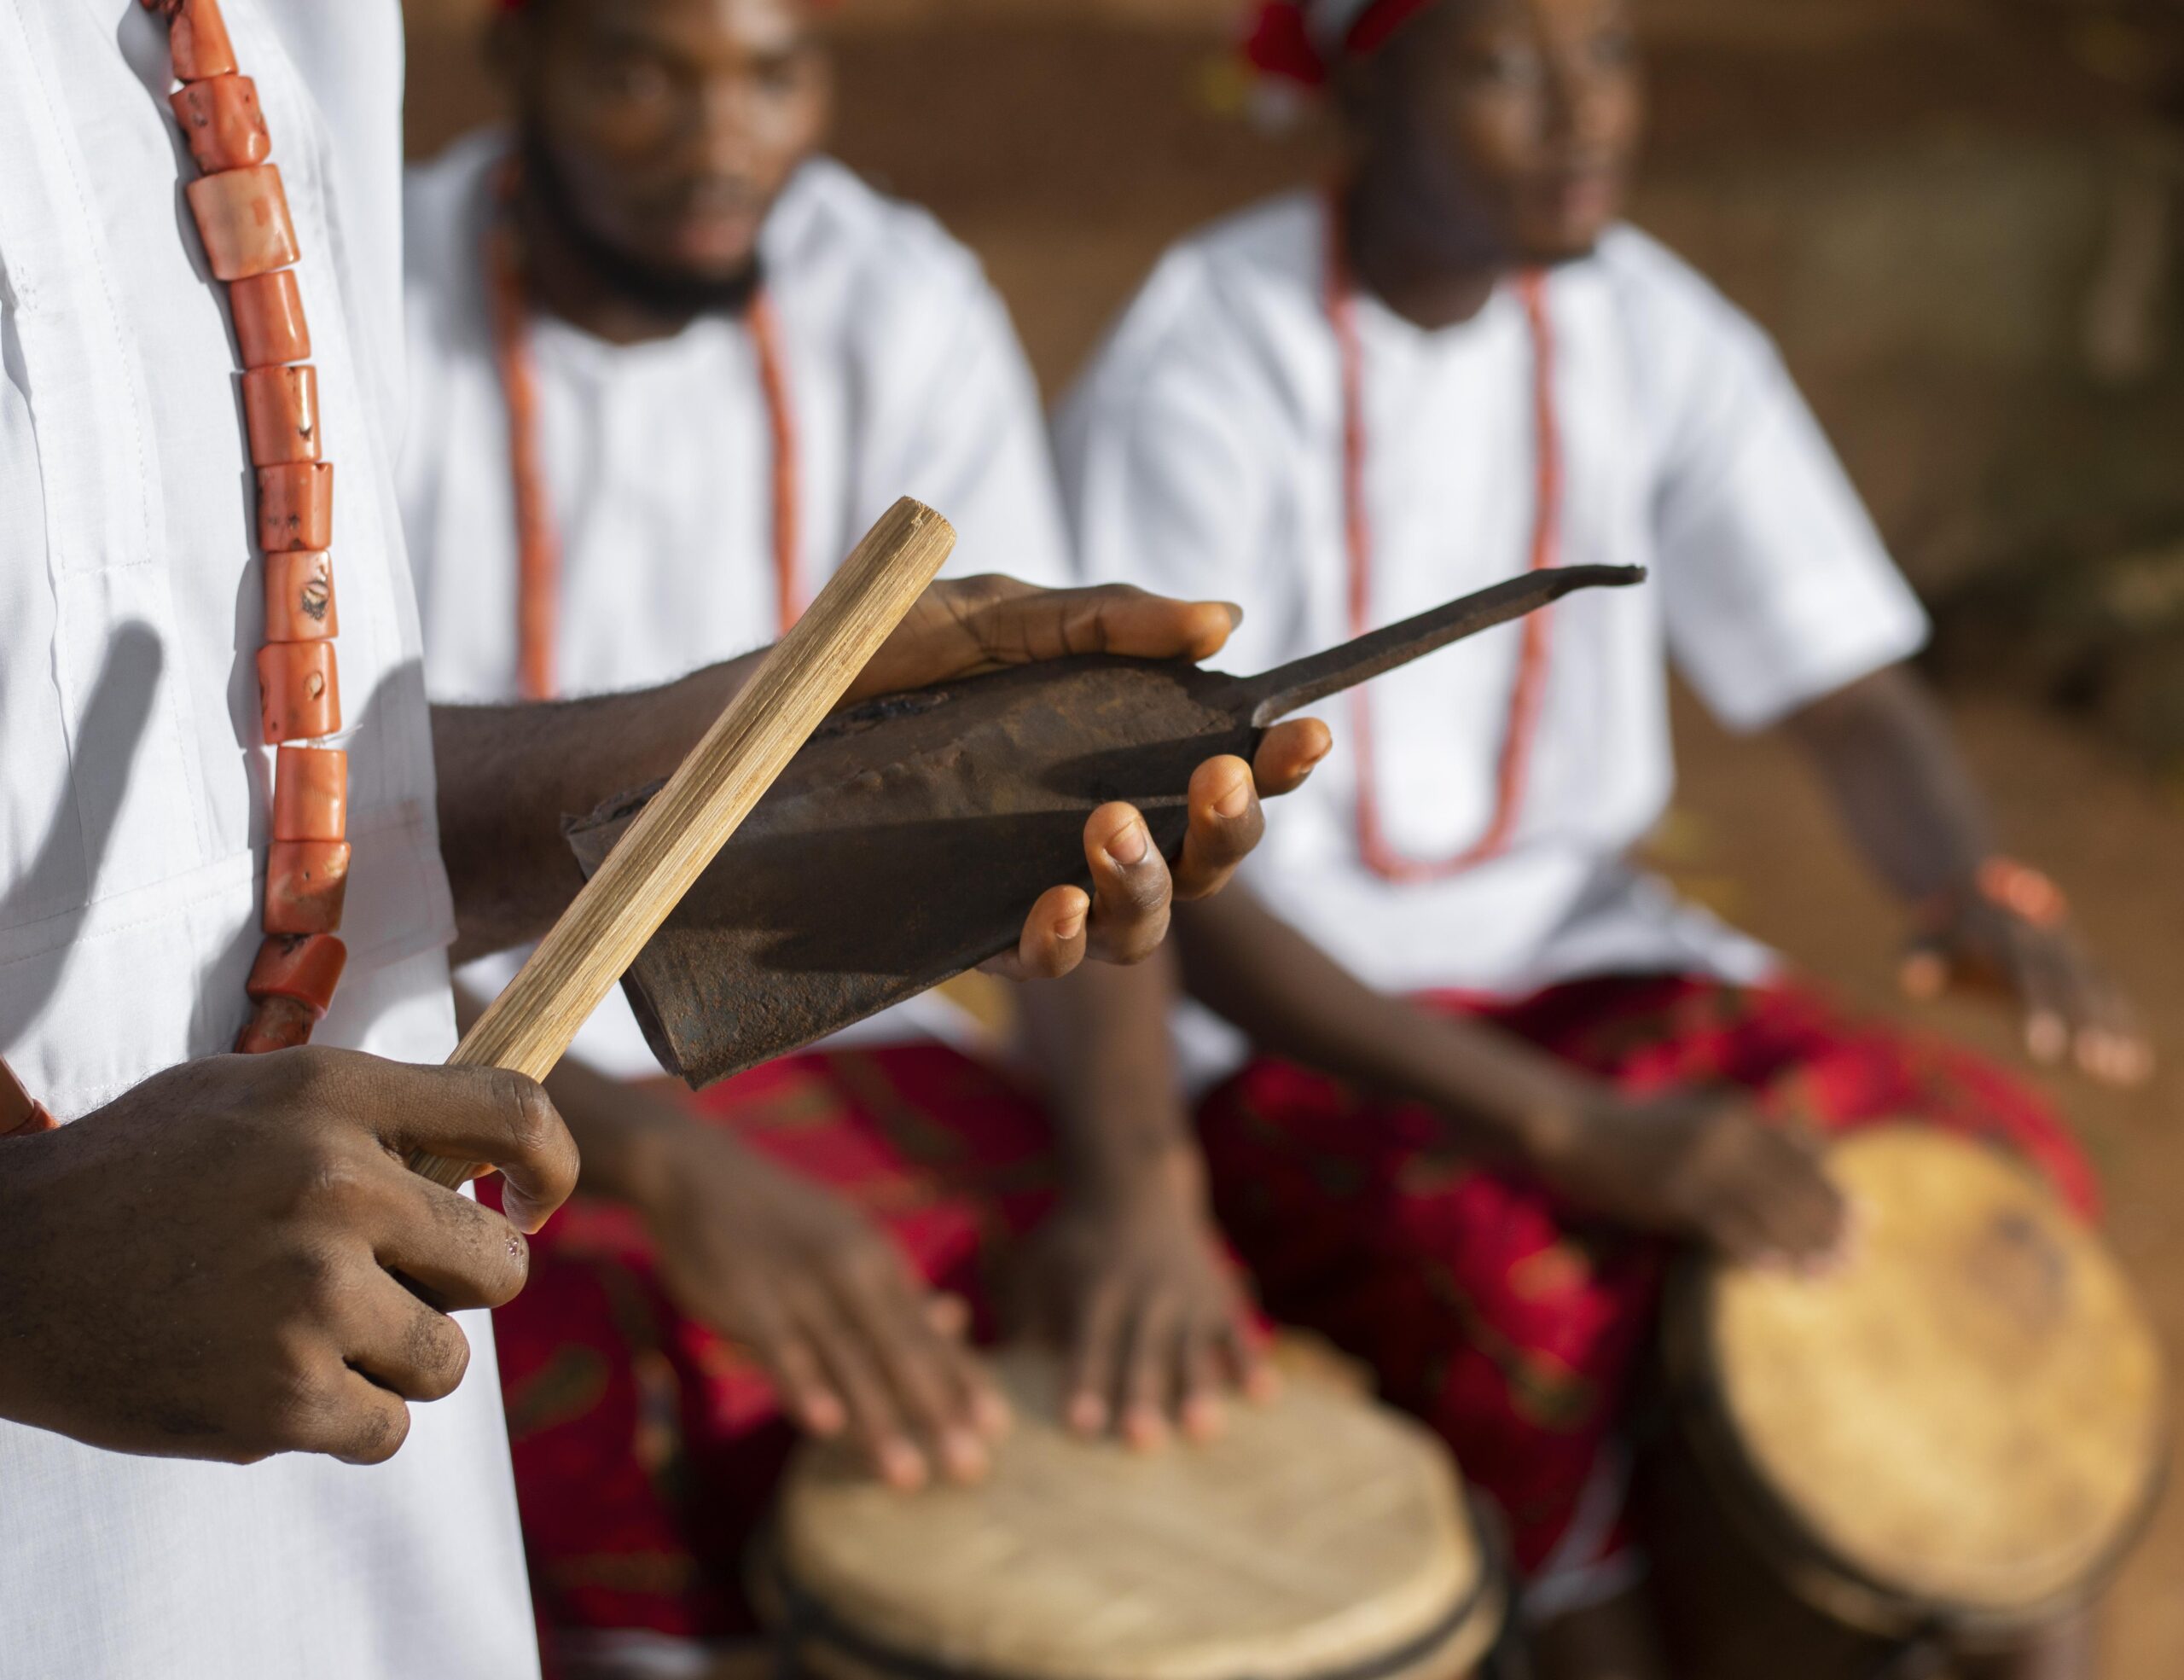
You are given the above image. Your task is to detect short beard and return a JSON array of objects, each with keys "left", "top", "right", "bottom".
[{"left": 518, "top": 128, "right": 763, "bottom": 318}]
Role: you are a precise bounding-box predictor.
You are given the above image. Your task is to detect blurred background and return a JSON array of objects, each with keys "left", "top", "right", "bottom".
[{"left": 402, "top": 0, "right": 2184, "bottom": 1667}]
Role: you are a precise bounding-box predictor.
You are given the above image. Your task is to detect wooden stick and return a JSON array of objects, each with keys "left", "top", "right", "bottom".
[{"left": 410, "top": 497, "right": 956, "bottom": 1189}]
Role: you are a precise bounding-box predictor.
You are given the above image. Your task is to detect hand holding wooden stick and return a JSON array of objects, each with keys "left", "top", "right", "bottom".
[{"left": 410, "top": 497, "right": 956, "bottom": 1190}]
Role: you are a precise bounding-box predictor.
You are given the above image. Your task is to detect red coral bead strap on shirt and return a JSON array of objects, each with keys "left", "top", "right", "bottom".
[
  {"left": 141, "top": 0, "right": 350, "bottom": 1054},
  {"left": 485, "top": 160, "right": 803, "bottom": 702},
  {"left": 1325, "top": 189, "right": 1564, "bottom": 884}
]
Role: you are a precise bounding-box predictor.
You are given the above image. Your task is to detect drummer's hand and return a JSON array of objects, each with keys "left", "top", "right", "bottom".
[
  {"left": 1537, "top": 1089, "right": 1853, "bottom": 1273},
  {"left": 847, "top": 576, "right": 1332, "bottom": 981},
  {"left": 0, "top": 1049, "right": 575, "bottom": 1464},
  {"left": 1901, "top": 888, "right": 2152, "bottom": 1089},
  {"left": 1015, "top": 1149, "right": 1274, "bottom": 1449},
  {"left": 632, "top": 1118, "right": 1005, "bottom": 1491}
]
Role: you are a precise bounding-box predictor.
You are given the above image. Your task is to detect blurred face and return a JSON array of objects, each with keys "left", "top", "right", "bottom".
[
  {"left": 510, "top": 0, "right": 831, "bottom": 289},
  {"left": 1345, "top": 0, "right": 1644, "bottom": 268}
]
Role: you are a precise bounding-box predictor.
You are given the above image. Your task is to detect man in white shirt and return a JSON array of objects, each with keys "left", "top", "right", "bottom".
[
  {"left": 397, "top": 0, "right": 1311, "bottom": 1670},
  {"left": 1058, "top": 2, "right": 2147, "bottom": 1676},
  {"left": 0, "top": 3, "right": 1319, "bottom": 1676}
]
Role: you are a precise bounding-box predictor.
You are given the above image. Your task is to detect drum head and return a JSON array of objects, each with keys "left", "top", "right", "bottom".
[
  {"left": 767, "top": 1348, "right": 1500, "bottom": 1680},
  {"left": 1682, "top": 1126, "right": 2166, "bottom": 1632}
]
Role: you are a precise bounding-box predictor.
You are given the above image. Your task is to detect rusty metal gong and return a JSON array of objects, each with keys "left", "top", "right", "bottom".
[{"left": 565, "top": 566, "right": 1642, "bottom": 1086}]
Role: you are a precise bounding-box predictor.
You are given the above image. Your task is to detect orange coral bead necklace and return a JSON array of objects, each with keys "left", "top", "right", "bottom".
[
  {"left": 1325, "top": 187, "right": 1564, "bottom": 883},
  {"left": 160, "top": 0, "right": 353, "bottom": 1054},
  {"left": 485, "top": 163, "right": 803, "bottom": 703}
]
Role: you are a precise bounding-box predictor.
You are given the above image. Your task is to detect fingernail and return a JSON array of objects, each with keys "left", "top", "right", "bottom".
[
  {"left": 1068, "top": 1393, "right": 1107, "bottom": 1435},
  {"left": 1182, "top": 1396, "right": 1226, "bottom": 1442},
  {"left": 973, "top": 1390, "right": 1014, "bottom": 1436},
  {"left": 1222, "top": 602, "right": 1244, "bottom": 630},
  {"left": 941, "top": 1430, "right": 990, "bottom": 1481},
  {"left": 502, "top": 1190, "right": 542, "bottom": 1235},
  {"left": 804, "top": 1396, "right": 847, "bottom": 1436},
  {"left": 1124, "top": 1407, "right": 1169, "bottom": 1451},
  {"left": 1213, "top": 776, "right": 1252, "bottom": 820},
  {"left": 1055, "top": 910, "right": 1087, "bottom": 942},
  {"left": 2027, "top": 1014, "right": 2067, "bottom": 1061},
  {"left": 1899, "top": 951, "right": 1947, "bottom": 999},
  {"left": 1104, "top": 823, "right": 1149, "bottom": 867},
  {"left": 880, "top": 1441, "right": 926, "bottom": 1491}
]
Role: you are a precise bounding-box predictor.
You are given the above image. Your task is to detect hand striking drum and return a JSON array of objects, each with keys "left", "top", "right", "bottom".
[
  {"left": 758, "top": 1348, "right": 1509, "bottom": 1680},
  {"left": 1658, "top": 1127, "right": 2166, "bottom": 1666}
]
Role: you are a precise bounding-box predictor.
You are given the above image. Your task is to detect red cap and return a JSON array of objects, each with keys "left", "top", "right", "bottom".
[{"left": 1241, "top": 0, "right": 1438, "bottom": 88}]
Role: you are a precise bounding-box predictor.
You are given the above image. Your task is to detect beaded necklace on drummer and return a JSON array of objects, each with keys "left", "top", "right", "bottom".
[
  {"left": 137, "top": 0, "right": 355, "bottom": 1056},
  {"left": 485, "top": 166, "right": 804, "bottom": 702},
  {"left": 1325, "top": 188, "right": 1564, "bottom": 883}
]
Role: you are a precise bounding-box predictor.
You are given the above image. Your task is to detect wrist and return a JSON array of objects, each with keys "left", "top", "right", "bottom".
[
  {"left": 1065, "top": 1136, "right": 1209, "bottom": 1220},
  {"left": 560, "top": 1078, "right": 697, "bottom": 1209},
  {"left": 1919, "top": 856, "right": 2068, "bottom": 933},
  {"left": 1417, "top": 1036, "right": 1605, "bottom": 1171}
]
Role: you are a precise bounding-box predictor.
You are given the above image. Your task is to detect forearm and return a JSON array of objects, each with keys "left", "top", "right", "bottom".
[
  {"left": 432, "top": 654, "right": 761, "bottom": 963},
  {"left": 1170, "top": 886, "right": 1588, "bottom": 1166},
  {"left": 1019, "top": 951, "right": 1206, "bottom": 1208},
  {"left": 1780, "top": 663, "right": 1997, "bottom": 904}
]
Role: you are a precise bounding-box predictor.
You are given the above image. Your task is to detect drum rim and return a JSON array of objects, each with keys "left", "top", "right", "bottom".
[
  {"left": 750, "top": 1485, "right": 1512, "bottom": 1680},
  {"left": 1664, "top": 1236, "right": 2171, "bottom": 1642}
]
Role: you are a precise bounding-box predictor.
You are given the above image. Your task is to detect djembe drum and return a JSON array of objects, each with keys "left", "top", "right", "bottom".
[
  {"left": 1654, "top": 1126, "right": 2167, "bottom": 1669},
  {"left": 755, "top": 1346, "right": 1507, "bottom": 1680}
]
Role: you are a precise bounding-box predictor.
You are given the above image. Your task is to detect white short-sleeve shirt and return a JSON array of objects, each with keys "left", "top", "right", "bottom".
[
  {"left": 1055, "top": 195, "right": 1927, "bottom": 1076},
  {"left": 0, "top": 3, "right": 535, "bottom": 1675},
  {"left": 401, "top": 136, "right": 1073, "bottom": 1076}
]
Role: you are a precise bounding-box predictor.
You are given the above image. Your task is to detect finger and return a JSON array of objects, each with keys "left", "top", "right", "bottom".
[
  {"left": 793, "top": 1291, "right": 926, "bottom": 1490},
  {"left": 2065, "top": 966, "right": 2155, "bottom": 1088},
  {"left": 2013, "top": 933, "right": 2075, "bottom": 1067},
  {"left": 1252, "top": 718, "right": 1333, "bottom": 799},
  {"left": 1764, "top": 1136, "right": 1849, "bottom": 1263},
  {"left": 375, "top": 1175, "right": 533, "bottom": 1313},
  {"left": 1065, "top": 1284, "right": 1126, "bottom": 1438},
  {"left": 833, "top": 1267, "right": 990, "bottom": 1483},
  {"left": 342, "top": 1269, "right": 474, "bottom": 1406},
  {"left": 1898, "top": 939, "right": 1952, "bottom": 1003},
  {"left": 1119, "top": 1293, "right": 1182, "bottom": 1451},
  {"left": 299, "top": 1365, "right": 415, "bottom": 1468},
  {"left": 740, "top": 1288, "right": 847, "bottom": 1436},
  {"left": 926, "top": 1292, "right": 971, "bottom": 1339},
  {"left": 1171, "top": 758, "right": 1261, "bottom": 904},
  {"left": 965, "top": 582, "right": 1242, "bottom": 667},
  {"left": 341, "top": 1057, "right": 580, "bottom": 1235},
  {"left": 921, "top": 1294, "right": 1010, "bottom": 1434},
  {"left": 1082, "top": 803, "right": 1172, "bottom": 965},
  {"left": 1220, "top": 1320, "right": 1281, "bottom": 1405},
  {"left": 1177, "top": 1324, "right": 1227, "bottom": 1444},
  {"left": 982, "top": 885, "right": 1089, "bottom": 983}
]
